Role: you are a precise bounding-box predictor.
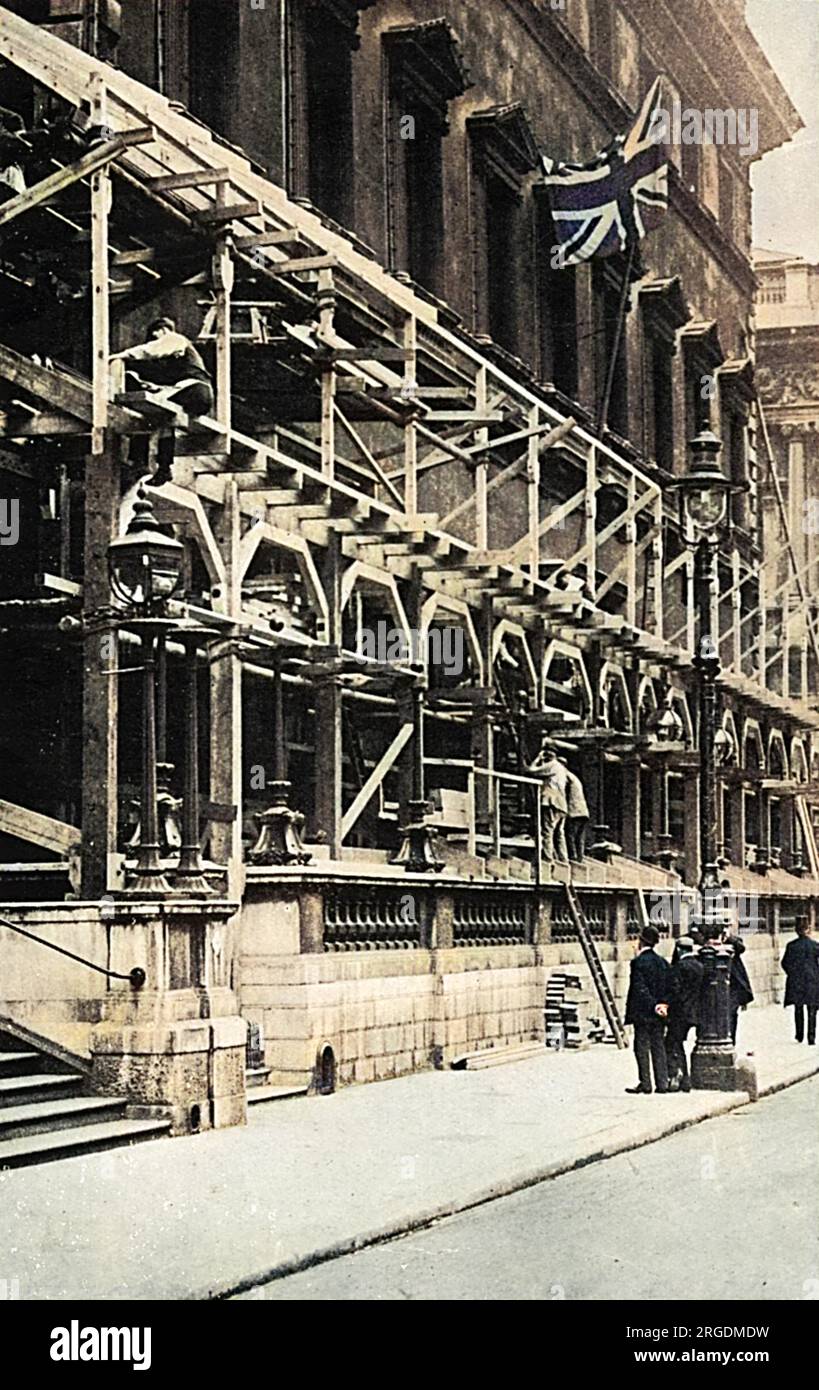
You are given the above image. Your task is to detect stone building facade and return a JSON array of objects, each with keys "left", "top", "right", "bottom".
[{"left": 0, "top": 1, "right": 814, "bottom": 1128}]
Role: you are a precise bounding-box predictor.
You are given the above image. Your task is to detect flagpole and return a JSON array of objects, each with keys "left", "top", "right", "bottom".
[{"left": 595, "top": 237, "right": 637, "bottom": 439}]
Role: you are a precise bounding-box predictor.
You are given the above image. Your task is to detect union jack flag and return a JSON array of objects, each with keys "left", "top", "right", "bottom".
[{"left": 541, "top": 78, "right": 668, "bottom": 267}]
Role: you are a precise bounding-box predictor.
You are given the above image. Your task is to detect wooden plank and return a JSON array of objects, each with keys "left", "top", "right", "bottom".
[
  {"left": 0, "top": 412, "right": 85, "bottom": 437},
  {"left": 234, "top": 228, "right": 300, "bottom": 250},
  {"left": 0, "top": 127, "right": 153, "bottom": 229},
  {"left": 150, "top": 166, "right": 232, "bottom": 192},
  {"left": 341, "top": 722, "right": 413, "bottom": 840},
  {"left": 0, "top": 799, "right": 80, "bottom": 855},
  {"left": 198, "top": 199, "right": 263, "bottom": 224},
  {"left": 112, "top": 246, "right": 155, "bottom": 266},
  {"left": 270, "top": 254, "right": 336, "bottom": 275}
]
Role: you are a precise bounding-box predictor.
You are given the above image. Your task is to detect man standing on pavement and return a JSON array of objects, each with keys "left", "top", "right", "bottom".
[
  {"left": 724, "top": 931, "right": 754, "bottom": 1044},
  {"left": 624, "top": 924, "right": 671, "bottom": 1094},
  {"left": 781, "top": 918, "right": 819, "bottom": 1044},
  {"left": 562, "top": 759, "right": 589, "bottom": 863},
  {"left": 531, "top": 739, "right": 569, "bottom": 864},
  {"left": 665, "top": 936, "right": 703, "bottom": 1091}
]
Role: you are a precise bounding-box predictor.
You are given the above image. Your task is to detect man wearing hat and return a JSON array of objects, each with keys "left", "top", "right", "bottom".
[
  {"left": 530, "top": 737, "right": 569, "bottom": 864},
  {"left": 624, "top": 924, "right": 671, "bottom": 1094},
  {"left": 665, "top": 936, "right": 703, "bottom": 1092},
  {"left": 111, "top": 316, "right": 214, "bottom": 483},
  {"left": 781, "top": 918, "right": 819, "bottom": 1044}
]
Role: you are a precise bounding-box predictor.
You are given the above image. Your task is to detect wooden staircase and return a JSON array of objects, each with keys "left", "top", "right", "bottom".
[{"left": 0, "top": 1020, "right": 170, "bottom": 1169}]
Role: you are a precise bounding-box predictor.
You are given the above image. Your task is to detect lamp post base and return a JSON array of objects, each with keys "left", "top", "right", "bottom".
[
  {"left": 248, "top": 782, "right": 312, "bottom": 866},
  {"left": 390, "top": 800, "right": 445, "bottom": 873},
  {"left": 690, "top": 1041, "right": 738, "bottom": 1091}
]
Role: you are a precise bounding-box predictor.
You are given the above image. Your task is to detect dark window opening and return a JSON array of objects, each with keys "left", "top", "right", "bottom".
[
  {"left": 595, "top": 263, "right": 629, "bottom": 437},
  {"left": 188, "top": 0, "right": 239, "bottom": 137},
  {"left": 406, "top": 116, "right": 443, "bottom": 291},
  {"left": 640, "top": 765, "right": 653, "bottom": 843},
  {"left": 304, "top": 15, "right": 354, "bottom": 225},
  {"left": 724, "top": 407, "right": 748, "bottom": 526},
  {"left": 649, "top": 333, "right": 674, "bottom": 471},
  {"left": 537, "top": 195, "right": 578, "bottom": 397},
  {"left": 486, "top": 172, "right": 520, "bottom": 352},
  {"left": 668, "top": 773, "right": 685, "bottom": 847},
  {"left": 389, "top": 98, "right": 444, "bottom": 293}
]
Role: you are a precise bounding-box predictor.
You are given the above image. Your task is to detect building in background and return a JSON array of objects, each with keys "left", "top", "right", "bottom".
[{"left": 0, "top": 0, "right": 815, "bottom": 1151}]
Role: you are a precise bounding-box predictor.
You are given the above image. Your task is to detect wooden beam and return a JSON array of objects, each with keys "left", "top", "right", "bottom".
[
  {"left": 198, "top": 199, "right": 263, "bottom": 225},
  {"left": 149, "top": 166, "right": 232, "bottom": 192},
  {"left": 234, "top": 228, "right": 300, "bottom": 251},
  {"left": 0, "top": 799, "right": 80, "bottom": 855},
  {"left": 341, "top": 722, "right": 413, "bottom": 840},
  {"left": 0, "top": 343, "right": 136, "bottom": 433},
  {"left": 0, "top": 127, "right": 153, "bottom": 229}
]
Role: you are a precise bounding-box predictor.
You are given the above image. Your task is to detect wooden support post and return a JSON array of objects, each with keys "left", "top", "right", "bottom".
[
  {"left": 585, "top": 442, "right": 597, "bottom": 599},
  {"left": 731, "top": 549, "right": 742, "bottom": 675},
  {"left": 314, "top": 677, "right": 343, "bottom": 859},
  {"left": 527, "top": 405, "right": 540, "bottom": 578},
  {"left": 403, "top": 315, "right": 418, "bottom": 516},
  {"left": 685, "top": 547, "right": 696, "bottom": 656},
  {"left": 472, "top": 595, "right": 495, "bottom": 836},
  {"left": 210, "top": 480, "right": 243, "bottom": 896},
  {"left": 474, "top": 366, "right": 489, "bottom": 550},
  {"left": 81, "top": 435, "right": 121, "bottom": 897},
  {"left": 90, "top": 78, "right": 110, "bottom": 456},
  {"left": 625, "top": 475, "right": 637, "bottom": 628},
  {"left": 212, "top": 184, "right": 234, "bottom": 434},
  {"left": 652, "top": 493, "right": 663, "bottom": 638},
  {"left": 316, "top": 269, "right": 337, "bottom": 483}
]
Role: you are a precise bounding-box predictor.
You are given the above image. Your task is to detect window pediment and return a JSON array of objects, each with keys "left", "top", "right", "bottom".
[
  {"left": 467, "top": 103, "right": 541, "bottom": 193},
  {"left": 384, "top": 18, "right": 471, "bottom": 129}
]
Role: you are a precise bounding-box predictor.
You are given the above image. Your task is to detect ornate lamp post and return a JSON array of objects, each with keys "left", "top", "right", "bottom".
[
  {"left": 666, "top": 429, "right": 746, "bottom": 1088},
  {"left": 109, "top": 487, "right": 184, "bottom": 895},
  {"left": 390, "top": 679, "right": 444, "bottom": 873}
]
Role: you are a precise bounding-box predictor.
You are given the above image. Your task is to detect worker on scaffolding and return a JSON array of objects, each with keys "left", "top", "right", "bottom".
[
  {"left": 531, "top": 738, "right": 570, "bottom": 864},
  {"left": 111, "top": 316, "right": 214, "bottom": 484}
]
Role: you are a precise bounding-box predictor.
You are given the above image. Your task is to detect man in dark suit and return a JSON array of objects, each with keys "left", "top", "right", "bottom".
[
  {"left": 724, "top": 933, "right": 754, "bottom": 1043},
  {"left": 665, "top": 936, "right": 703, "bottom": 1092},
  {"left": 781, "top": 919, "right": 819, "bottom": 1044},
  {"left": 625, "top": 925, "right": 671, "bottom": 1094}
]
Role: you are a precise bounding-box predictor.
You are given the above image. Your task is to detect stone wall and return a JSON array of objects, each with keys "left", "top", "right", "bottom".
[
  {"left": 238, "top": 903, "right": 789, "bottom": 1089},
  {"left": 0, "top": 905, "right": 107, "bottom": 1055}
]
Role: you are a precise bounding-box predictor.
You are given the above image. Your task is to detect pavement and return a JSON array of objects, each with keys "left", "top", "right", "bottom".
[
  {"left": 2, "top": 1005, "right": 818, "bottom": 1301},
  {"left": 241, "top": 1077, "right": 819, "bottom": 1301}
]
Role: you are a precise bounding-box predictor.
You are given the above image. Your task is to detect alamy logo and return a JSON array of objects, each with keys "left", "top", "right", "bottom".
[
  {"left": 50, "top": 1322, "right": 151, "bottom": 1371},
  {"left": 650, "top": 100, "right": 758, "bottom": 157},
  {"left": 356, "top": 621, "right": 464, "bottom": 676}
]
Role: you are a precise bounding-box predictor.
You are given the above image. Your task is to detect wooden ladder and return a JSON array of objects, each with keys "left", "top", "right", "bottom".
[{"left": 563, "top": 883, "right": 628, "bottom": 1049}]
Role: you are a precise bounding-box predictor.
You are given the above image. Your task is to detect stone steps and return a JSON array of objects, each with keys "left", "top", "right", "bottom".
[
  {"left": 247, "top": 1084, "right": 309, "bottom": 1107},
  {"left": 0, "top": 1094, "right": 129, "bottom": 1141},
  {"left": 0, "top": 1072, "right": 84, "bottom": 1106},
  {"left": 450, "top": 1041, "right": 545, "bottom": 1071},
  {"left": 0, "top": 1026, "right": 171, "bottom": 1168},
  {"left": 0, "top": 1117, "right": 171, "bottom": 1169}
]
